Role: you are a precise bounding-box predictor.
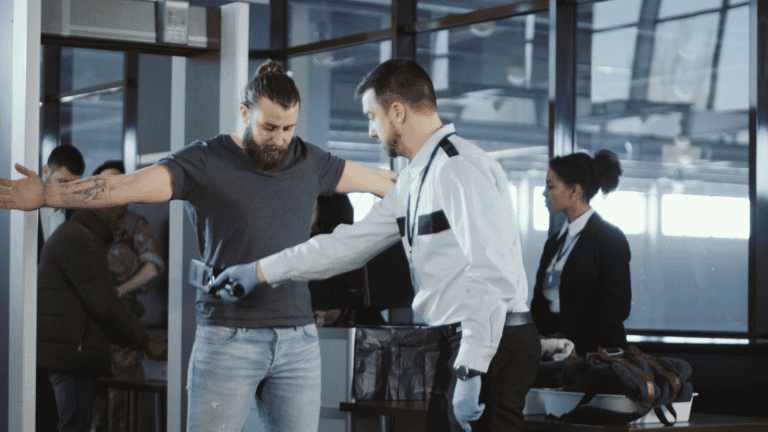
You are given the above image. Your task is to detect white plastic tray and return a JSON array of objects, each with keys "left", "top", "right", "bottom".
[{"left": 523, "top": 388, "right": 697, "bottom": 424}]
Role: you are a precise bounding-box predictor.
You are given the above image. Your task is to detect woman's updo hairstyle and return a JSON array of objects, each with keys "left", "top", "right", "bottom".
[
  {"left": 242, "top": 60, "right": 301, "bottom": 110},
  {"left": 549, "top": 149, "right": 622, "bottom": 203}
]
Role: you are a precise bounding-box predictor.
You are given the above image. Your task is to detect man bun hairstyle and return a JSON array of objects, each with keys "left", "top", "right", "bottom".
[
  {"left": 47, "top": 144, "right": 85, "bottom": 177},
  {"left": 549, "top": 149, "right": 622, "bottom": 202},
  {"left": 243, "top": 59, "right": 301, "bottom": 110},
  {"left": 355, "top": 59, "right": 437, "bottom": 110}
]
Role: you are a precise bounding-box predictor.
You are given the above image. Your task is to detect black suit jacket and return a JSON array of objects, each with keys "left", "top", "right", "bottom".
[{"left": 530, "top": 212, "right": 632, "bottom": 356}]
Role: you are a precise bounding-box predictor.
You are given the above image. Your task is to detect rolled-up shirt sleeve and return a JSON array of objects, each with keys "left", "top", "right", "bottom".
[
  {"left": 260, "top": 188, "right": 402, "bottom": 285},
  {"left": 435, "top": 156, "right": 526, "bottom": 373}
]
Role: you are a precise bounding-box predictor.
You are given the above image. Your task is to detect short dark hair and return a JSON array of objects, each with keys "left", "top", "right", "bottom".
[
  {"left": 92, "top": 160, "right": 125, "bottom": 176},
  {"left": 242, "top": 60, "right": 301, "bottom": 110},
  {"left": 549, "top": 149, "right": 622, "bottom": 202},
  {"left": 47, "top": 145, "right": 85, "bottom": 177},
  {"left": 355, "top": 59, "right": 437, "bottom": 110}
]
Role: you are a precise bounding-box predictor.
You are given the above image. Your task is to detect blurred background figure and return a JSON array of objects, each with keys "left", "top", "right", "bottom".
[
  {"left": 91, "top": 160, "right": 166, "bottom": 432},
  {"left": 37, "top": 144, "right": 85, "bottom": 432},
  {"left": 37, "top": 202, "right": 166, "bottom": 432},
  {"left": 531, "top": 150, "right": 631, "bottom": 356},
  {"left": 309, "top": 194, "right": 413, "bottom": 326}
]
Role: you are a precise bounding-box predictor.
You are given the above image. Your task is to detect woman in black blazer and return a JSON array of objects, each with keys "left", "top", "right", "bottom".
[{"left": 530, "top": 150, "right": 631, "bottom": 356}]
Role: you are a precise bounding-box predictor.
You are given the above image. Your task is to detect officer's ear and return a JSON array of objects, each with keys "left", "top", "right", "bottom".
[{"left": 389, "top": 101, "right": 406, "bottom": 125}]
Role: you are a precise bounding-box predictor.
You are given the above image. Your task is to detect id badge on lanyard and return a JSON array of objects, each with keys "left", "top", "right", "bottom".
[{"left": 544, "top": 269, "right": 561, "bottom": 289}]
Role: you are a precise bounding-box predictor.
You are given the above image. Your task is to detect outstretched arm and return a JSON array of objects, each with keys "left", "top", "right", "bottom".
[
  {"left": 0, "top": 164, "right": 173, "bottom": 211},
  {"left": 335, "top": 161, "right": 397, "bottom": 198}
]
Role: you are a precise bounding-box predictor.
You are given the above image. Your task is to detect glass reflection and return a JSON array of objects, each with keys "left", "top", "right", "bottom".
[
  {"left": 288, "top": 0, "right": 391, "bottom": 47},
  {"left": 576, "top": 0, "right": 749, "bottom": 332},
  {"left": 416, "top": 12, "right": 550, "bottom": 299}
]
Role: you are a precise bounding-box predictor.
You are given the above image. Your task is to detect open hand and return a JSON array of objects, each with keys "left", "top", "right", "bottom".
[{"left": 0, "top": 164, "right": 45, "bottom": 211}]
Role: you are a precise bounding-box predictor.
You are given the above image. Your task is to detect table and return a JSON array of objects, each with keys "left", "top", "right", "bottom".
[
  {"left": 340, "top": 401, "right": 768, "bottom": 432},
  {"left": 96, "top": 377, "right": 167, "bottom": 432}
]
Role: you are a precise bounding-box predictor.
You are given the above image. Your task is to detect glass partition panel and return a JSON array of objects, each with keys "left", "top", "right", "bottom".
[
  {"left": 417, "top": 0, "right": 534, "bottom": 21},
  {"left": 61, "top": 88, "right": 125, "bottom": 176},
  {"left": 287, "top": 41, "right": 392, "bottom": 219},
  {"left": 288, "top": 0, "right": 390, "bottom": 47},
  {"left": 575, "top": 0, "right": 749, "bottom": 332},
  {"left": 416, "top": 12, "right": 550, "bottom": 299}
]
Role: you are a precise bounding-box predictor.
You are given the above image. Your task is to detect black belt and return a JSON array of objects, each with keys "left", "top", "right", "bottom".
[{"left": 442, "top": 311, "right": 533, "bottom": 336}]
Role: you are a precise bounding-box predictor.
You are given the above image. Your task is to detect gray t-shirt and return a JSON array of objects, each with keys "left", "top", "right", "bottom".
[{"left": 157, "top": 134, "right": 345, "bottom": 328}]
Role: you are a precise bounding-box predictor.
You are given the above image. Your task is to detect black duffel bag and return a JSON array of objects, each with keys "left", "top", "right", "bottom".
[
  {"left": 353, "top": 326, "right": 440, "bottom": 401},
  {"left": 533, "top": 346, "right": 694, "bottom": 426}
]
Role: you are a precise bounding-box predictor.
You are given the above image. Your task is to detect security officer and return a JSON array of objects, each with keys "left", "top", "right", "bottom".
[{"left": 215, "top": 59, "right": 571, "bottom": 432}]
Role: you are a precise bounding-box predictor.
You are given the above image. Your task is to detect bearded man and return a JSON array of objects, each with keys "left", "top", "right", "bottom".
[{"left": 0, "top": 59, "right": 396, "bottom": 432}]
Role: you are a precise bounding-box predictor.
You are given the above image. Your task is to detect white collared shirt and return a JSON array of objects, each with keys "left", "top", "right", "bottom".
[
  {"left": 261, "top": 123, "right": 529, "bottom": 373},
  {"left": 40, "top": 207, "right": 66, "bottom": 241}
]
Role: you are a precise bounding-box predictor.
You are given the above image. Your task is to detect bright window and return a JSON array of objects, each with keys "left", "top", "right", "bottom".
[
  {"left": 661, "top": 194, "right": 748, "bottom": 239},
  {"left": 591, "top": 191, "right": 647, "bottom": 235},
  {"left": 532, "top": 186, "right": 549, "bottom": 231},
  {"left": 348, "top": 192, "right": 381, "bottom": 223}
]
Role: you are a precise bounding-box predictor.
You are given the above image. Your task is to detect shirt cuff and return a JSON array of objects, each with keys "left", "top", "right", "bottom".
[
  {"left": 454, "top": 342, "right": 496, "bottom": 374},
  {"left": 259, "top": 254, "right": 289, "bottom": 286}
]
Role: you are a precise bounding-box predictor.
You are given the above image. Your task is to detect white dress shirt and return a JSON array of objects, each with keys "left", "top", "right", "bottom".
[
  {"left": 260, "top": 124, "right": 529, "bottom": 373},
  {"left": 40, "top": 207, "right": 66, "bottom": 241}
]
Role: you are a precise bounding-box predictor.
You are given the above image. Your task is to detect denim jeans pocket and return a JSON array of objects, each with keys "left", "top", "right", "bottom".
[
  {"left": 302, "top": 323, "right": 319, "bottom": 339},
  {"left": 197, "top": 325, "right": 238, "bottom": 344}
]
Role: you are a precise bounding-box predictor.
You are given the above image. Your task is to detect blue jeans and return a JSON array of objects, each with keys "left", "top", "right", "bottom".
[
  {"left": 186, "top": 324, "right": 322, "bottom": 432},
  {"left": 47, "top": 372, "right": 97, "bottom": 432}
]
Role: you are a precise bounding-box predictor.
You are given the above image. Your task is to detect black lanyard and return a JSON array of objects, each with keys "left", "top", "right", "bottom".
[
  {"left": 554, "top": 231, "right": 581, "bottom": 264},
  {"left": 406, "top": 133, "right": 455, "bottom": 247}
]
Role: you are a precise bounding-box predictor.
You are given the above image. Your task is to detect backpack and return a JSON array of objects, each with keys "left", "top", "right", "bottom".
[{"left": 533, "top": 346, "right": 694, "bottom": 426}]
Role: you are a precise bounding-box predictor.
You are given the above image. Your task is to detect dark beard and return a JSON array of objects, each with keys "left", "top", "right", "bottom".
[
  {"left": 243, "top": 127, "right": 292, "bottom": 171},
  {"left": 383, "top": 131, "right": 401, "bottom": 158}
]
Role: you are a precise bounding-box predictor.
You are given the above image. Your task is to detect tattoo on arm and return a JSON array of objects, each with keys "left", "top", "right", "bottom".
[{"left": 58, "top": 177, "right": 113, "bottom": 205}]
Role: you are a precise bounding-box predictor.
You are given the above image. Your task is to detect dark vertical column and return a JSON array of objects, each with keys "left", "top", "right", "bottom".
[
  {"left": 270, "top": 0, "right": 288, "bottom": 62},
  {"left": 547, "top": 0, "right": 576, "bottom": 235},
  {"left": 392, "top": 0, "right": 416, "bottom": 60},
  {"left": 706, "top": 0, "right": 730, "bottom": 110},
  {"left": 549, "top": 0, "right": 576, "bottom": 159},
  {"left": 749, "top": 0, "right": 768, "bottom": 340},
  {"left": 123, "top": 52, "right": 139, "bottom": 173},
  {"left": 629, "top": 0, "right": 662, "bottom": 101},
  {"left": 41, "top": 46, "right": 61, "bottom": 171},
  {"left": 60, "top": 48, "right": 73, "bottom": 147}
]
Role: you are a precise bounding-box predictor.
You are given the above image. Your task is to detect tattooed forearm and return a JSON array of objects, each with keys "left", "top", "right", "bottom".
[{"left": 56, "top": 177, "right": 115, "bottom": 206}]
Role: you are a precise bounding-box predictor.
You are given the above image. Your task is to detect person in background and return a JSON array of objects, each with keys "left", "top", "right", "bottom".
[
  {"left": 37, "top": 202, "right": 167, "bottom": 432},
  {"left": 38, "top": 144, "right": 85, "bottom": 259},
  {"left": 531, "top": 149, "right": 631, "bottom": 357},
  {"left": 308, "top": 194, "right": 367, "bottom": 326},
  {"left": 37, "top": 144, "right": 85, "bottom": 432},
  {"left": 309, "top": 194, "right": 413, "bottom": 326},
  {"left": 90, "top": 160, "right": 166, "bottom": 432}
]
